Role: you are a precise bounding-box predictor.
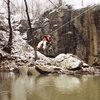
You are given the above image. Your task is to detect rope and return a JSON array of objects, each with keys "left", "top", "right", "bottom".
[
  {"left": 28, "top": 5, "right": 97, "bottom": 43},
  {"left": 49, "top": 5, "right": 97, "bottom": 34},
  {"left": 48, "top": 0, "right": 58, "bottom": 8},
  {"left": 30, "top": 5, "right": 96, "bottom": 36}
]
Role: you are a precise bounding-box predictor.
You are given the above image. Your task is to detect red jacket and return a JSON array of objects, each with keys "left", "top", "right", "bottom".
[{"left": 43, "top": 35, "right": 51, "bottom": 43}]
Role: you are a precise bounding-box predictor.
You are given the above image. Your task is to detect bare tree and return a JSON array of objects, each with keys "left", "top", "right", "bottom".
[
  {"left": 3, "top": 0, "right": 13, "bottom": 54},
  {"left": 24, "top": 0, "right": 37, "bottom": 61}
]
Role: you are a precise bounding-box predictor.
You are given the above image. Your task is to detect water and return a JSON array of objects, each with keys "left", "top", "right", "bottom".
[{"left": 0, "top": 72, "right": 100, "bottom": 100}]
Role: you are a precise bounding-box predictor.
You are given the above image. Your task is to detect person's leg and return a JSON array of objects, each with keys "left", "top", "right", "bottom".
[
  {"left": 37, "top": 40, "right": 43, "bottom": 50},
  {"left": 43, "top": 41, "right": 47, "bottom": 50}
]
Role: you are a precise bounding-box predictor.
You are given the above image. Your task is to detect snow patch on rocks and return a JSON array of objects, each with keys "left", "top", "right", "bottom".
[
  {"left": 53, "top": 53, "right": 88, "bottom": 69},
  {"left": 11, "top": 31, "right": 50, "bottom": 64}
]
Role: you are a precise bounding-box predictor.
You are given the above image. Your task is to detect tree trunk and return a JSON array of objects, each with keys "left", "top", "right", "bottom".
[
  {"left": 24, "top": 0, "right": 37, "bottom": 61},
  {"left": 3, "top": 0, "right": 13, "bottom": 54}
]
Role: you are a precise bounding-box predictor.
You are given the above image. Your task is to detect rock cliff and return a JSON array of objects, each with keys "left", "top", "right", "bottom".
[
  {"left": 0, "top": 5, "right": 100, "bottom": 68},
  {"left": 27, "top": 5, "right": 100, "bottom": 66}
]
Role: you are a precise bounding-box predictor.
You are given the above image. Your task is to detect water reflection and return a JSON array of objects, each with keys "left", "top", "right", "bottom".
[
  {"left": 54, "top": 75, "right": 80, "bottom": 92},
  {"left": 11, "top": 76, "right": 29, "bottom": 100},
  {"left": 0, "top": 73, "right": 100, "bottom": 100},
  {"left": 0, "top": 72, "right": 13, "bottom": 100}
]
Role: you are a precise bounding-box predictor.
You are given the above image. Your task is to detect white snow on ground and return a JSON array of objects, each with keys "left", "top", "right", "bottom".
[
  {"left": 0, "top": 6, "right": 89, "bottom": 70},
  {"left": 43, "top": 18, "right": 49, "bottom": 22},
  {"left": 12, "top": 31, "right": 35, "bottom": 61},
  {"left": 64, "top": 55, "right": 82, "bottom": 69},
  {"left": 11, "top": 31, "right": 88, "bottom": 68},
  {"left": 0, "top": 31, "right": 9, "bottom": 42},
  {"left": 11, "top": 31, "right": 50, "bottom": 63},
  {"left": 0, "top": 12, "right": 51, "bottom": 64},
  {"left": 11, "top": 14, "right": 22, "bottom": 22},
  {"left": 54, "top": 53, "right": 72, "bottom": 62},
  {"left": 54, "top": 53, "right": 87, "bottom": 69}
]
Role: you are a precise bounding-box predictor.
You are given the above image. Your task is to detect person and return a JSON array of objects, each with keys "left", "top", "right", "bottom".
[{"left": 37, "top": 34, "right": 51, "bottom": 50}]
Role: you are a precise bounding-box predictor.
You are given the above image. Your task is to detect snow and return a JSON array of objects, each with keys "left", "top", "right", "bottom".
[
  {"left": 54, "top": 53, "right": 82, "bottom": 69},
  {"left": 12, "top": 31, "right": 35, "bottom": 61},
  {"left": 11, "top": 14, "right": 22, "bottom": 22},
  {"left": 0, "top": 31, "right": 8, "bottom": 40},
  {"left": 20, "top": 32, "right": 27, "bottom": 40},
  {"left": 10, "top": 30, "right": 50, "bottom": 64},
  {"left": 65, "top": 55, "right": 81, "bottom": 69},
  {"left": 0, "top": 49, "right": 9, "bottom": 57},
  {"left": 44, "top": 18, "right": 49, "bottom": 22},
  {"left": 53, "top": 24, "right": 58, "bottom": 27},
  {"left": 54, "top": 53, "right": 72, "bottom": 62},
  {"left": 0, "top": 7, "right": 6, "bottom": 14},
  {"left": 83, "top": 62, "right": 89, "bottom": 67},
  {"left": 49, "top": 9, "right": 57, "bottom": 14},
  {"left": 0, "top": 3, "right": 90, "bottom": 71},
  {"left": 0, "top": 11, "right": 51, "bottom": 65}
]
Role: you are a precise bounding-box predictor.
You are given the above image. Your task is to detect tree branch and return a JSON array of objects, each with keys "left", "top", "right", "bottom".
[{"left": 24, "top": 0, "right": 38, "bottom": 61}]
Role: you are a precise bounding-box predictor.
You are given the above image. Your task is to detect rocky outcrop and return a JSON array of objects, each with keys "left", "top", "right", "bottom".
[
  {"left": 27, "top": 5, "right": 100, "bottom": 66},
  {"left": 34, "top": 53, "right": 93, "bottom": 75},
  {"left": 0, "top": 29, "right": 97, "bottom": 75},
  {"left": 0, "top": 29, "right": 51, "bottom": 72},
  {"left": 74, "top": 6, "right": 99, "bottom": 66},
  {"left": 12, "top": 53, "right": 94, "bottom": 75},
  {"left": 0, "top": 5, "right": 100, "bottom": 75}
]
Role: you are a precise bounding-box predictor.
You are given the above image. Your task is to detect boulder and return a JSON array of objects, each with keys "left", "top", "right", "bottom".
[{"left": 53, "top": 53, "right": 85, "bottom": 70}]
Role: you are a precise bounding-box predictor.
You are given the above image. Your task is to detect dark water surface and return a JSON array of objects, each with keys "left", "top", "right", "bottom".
[{"left": 0, "top": 72, "right": 100, "bottom": 100}]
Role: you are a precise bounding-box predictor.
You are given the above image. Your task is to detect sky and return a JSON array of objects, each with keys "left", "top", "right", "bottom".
[
  {"left": 64, "top": 0, "right": 100, "bottom": 8},
  {"left": 0, "top": 0, "right": 100, "bottom": 13},
  {"left": 0, "top": 0, "right": 100, "bottom": 8}
]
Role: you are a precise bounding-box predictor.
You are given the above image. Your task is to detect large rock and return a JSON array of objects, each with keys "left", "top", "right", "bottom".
[
  {"left": 0, "top": 29, "right": 51, "bottom": 72},
  {"left": 34, "top": 53, "right": 90, "bottom": 75},
  {"left": 53, "top": 53, "right": 88, "bottom": 69},
  {"left": 27, "top": 5, "right": 100, "bottom": 66}
]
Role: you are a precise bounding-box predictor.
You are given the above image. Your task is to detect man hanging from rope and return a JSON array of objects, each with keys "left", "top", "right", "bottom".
[{"left": 37, "top": 34, "right": 52, "bottom": 50}]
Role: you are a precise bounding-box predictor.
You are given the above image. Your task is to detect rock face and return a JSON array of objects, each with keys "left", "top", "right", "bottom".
[
  {"left": 0, "top": 28, "right": 50, "bottom": 72},
  {"left": 27, "top": 5, "right": 100, "bottom": 66},
  {"left": 74, "top": 6, "right": 99, "bottom": 66},
  {"left": 0, "top": 5, "right": 100, "bottom": 72},
  {"left": 32, "top": 53, "right": 91, "bottom": 75},
  {"left": 53, "top": 54, "right": 83, "bottom": 69}
]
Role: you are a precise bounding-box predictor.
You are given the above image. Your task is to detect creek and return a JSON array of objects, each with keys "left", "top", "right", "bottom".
[{"left": 0, "top": 72, "right": 100, "bottom": 100}]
